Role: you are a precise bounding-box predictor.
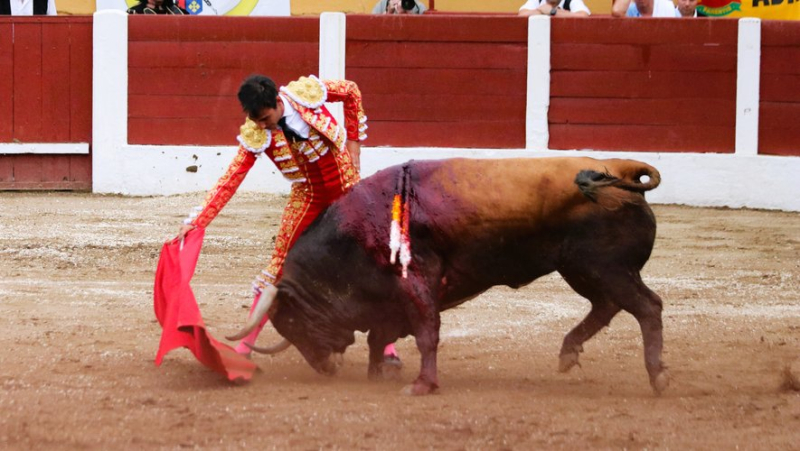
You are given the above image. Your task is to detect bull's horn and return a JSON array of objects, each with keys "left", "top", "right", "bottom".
[
  {"left": 226, "top": 284, "right": 278, "bottom": 341},
  {"left": 246, "top": 339, "right": 292, "bottom": 355}
]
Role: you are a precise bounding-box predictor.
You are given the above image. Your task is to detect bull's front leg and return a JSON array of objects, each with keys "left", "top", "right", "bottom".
[
  {"left": 367, "top": 336, "right": 385, "bottom": 380},
  {"left": 403, "top": 316, "right": 440, "bottom": 395},
  {"left": 399, "top": 278, "right": 441, "bottom": 396}
]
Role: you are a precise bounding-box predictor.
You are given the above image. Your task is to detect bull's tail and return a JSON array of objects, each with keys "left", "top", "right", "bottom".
[{"left": 575, "top": 161, "right": 661, "bottom": 203}]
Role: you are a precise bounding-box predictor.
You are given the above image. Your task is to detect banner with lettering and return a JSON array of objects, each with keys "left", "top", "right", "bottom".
[
  {"left": 698, "top": 0, "right": 799, "bottom": 19},
  {"left": 124, "top": 0, "right": 290, "bottom": 16}
]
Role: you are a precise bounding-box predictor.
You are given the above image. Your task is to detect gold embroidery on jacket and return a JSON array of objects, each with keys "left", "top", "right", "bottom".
[{"left": 281, "top": 76, "right": 327, "bottom": 109}]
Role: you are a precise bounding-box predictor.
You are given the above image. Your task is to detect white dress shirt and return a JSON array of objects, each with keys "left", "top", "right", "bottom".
[
  {"left": 10, "top": 0, "right": 58, "bottom": 15},
  {"left": 279, "top": 94, "right": 311, "bottom": 139},
  {"left": 519, "top": 0, "right": 591, "bottom": 15},
  {"left": 625, "top": 0, "right": 678, "bottom": 17}
]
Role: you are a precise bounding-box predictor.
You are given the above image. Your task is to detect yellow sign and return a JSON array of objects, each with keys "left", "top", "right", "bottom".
[{"left": 698, "top": 0, "right": 800, "bottom": 19}]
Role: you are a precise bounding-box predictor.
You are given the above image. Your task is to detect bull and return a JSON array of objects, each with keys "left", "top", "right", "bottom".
[{"left": 228, "top": 157, "right": 668, "bottom": 395}]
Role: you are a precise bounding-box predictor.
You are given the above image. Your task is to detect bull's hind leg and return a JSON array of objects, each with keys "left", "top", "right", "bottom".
[
  {"left": 622, "top": 282, "right": 669, "bottom": 394},
  {"left": 557, "top": 299, "right": 621, "bottom": 373},
  {"left": 561, "top": 270, "right": 668, "bottom": 394}
]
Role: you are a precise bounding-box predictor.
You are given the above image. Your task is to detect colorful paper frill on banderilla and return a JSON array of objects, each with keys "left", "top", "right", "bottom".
[
  {"left": 153, "top": 228, "right": 257, "bottom": 382},
  {"left": 388, "top": 165, "right": 412, "bottom": 278}
]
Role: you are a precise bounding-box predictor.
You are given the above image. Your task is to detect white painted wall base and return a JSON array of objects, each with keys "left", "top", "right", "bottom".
[
  {"left": 109, "top": 144, "right": 289, "bottom": 195},
  {"left": 111, "top": 144, "right": 800, "bottom": 212}
]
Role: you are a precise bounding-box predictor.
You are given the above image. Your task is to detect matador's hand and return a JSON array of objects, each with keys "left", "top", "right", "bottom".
[
  {"left": 346, "top": 140, "right": 361, "bottom": 173},
  {"left": 173, "top": 224, "right": 196, "bottom": 243}
]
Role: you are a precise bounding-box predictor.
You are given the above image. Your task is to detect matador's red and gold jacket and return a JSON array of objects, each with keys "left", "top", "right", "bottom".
[{"left": 184, "top": 76, "right": 368, "bottom": 229}]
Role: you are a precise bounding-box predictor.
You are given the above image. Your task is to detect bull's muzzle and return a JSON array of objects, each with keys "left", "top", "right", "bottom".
[{"left": 316, "top": 354, "right": 341, "bottom": 376}]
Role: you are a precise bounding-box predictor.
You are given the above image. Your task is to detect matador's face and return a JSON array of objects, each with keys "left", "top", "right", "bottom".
[{"left": 249, "top": 96, "right": 285, "bottom": 131}]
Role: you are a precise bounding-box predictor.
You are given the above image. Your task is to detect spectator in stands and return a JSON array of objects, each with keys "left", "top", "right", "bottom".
[
  {"left": 519, "top": 0, "right": 590, "bottom": 17},
  {"left": 372, "top": 0, "right": 427, "bottom": 14},
  {"left": 676, "top": 0, "right": 698, "bottom": 17},
  {"left": 612, "top": 0, "right": 678, "bottom": 17},
  {"left": 127, "top": 0, "right": 187, "bottom": 14},
  {"left": 0, "top": 0, "right": 57, "bottom": 15}
]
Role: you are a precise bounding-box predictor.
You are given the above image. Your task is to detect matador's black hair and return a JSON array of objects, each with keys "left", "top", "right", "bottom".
[{"left": 238, "top": 75, "right": 279, "bottom": 118}]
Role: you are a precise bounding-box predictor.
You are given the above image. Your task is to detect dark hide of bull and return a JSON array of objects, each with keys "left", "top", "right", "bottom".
[{"left": 264, "top": 157, "right": 668, "bottom": 395}]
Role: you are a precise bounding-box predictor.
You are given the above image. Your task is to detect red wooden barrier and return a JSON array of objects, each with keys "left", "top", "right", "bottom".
[
  {"left": 127, "top": 16, "right": 320, "bottom": 146},
  {"left": 0, "top": 22, "right": 12, "bottom": 142},
  {"left": 346, "top": 15, "right": 528, "bottom": 148},
  {"left": 550, "top": 18, "right": 738, "bottom": 153},
  {"left": 0, "top": 17, "right": 92, "bottom": 190},
  {"left": 759, "top": 21, "right": 800, "bottom": 157},
  {"left": 126, "top": 16, "right": 799, "bottom": 155}
]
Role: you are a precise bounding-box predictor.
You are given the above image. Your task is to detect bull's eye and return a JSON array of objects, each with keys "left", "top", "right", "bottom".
[{"left": 639, "top": 175, "right": 651, "bottom": 184}]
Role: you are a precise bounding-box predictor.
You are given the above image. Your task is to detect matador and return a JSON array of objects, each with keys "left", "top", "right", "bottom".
[{"left": 176, "top": 75, "right": 401, "bottom": 368}]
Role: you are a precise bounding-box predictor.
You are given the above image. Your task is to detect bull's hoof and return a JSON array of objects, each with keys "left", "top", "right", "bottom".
[
  {"left": 782, "top": 360, "right": 800, "bottom": 391},
  {"left": 558, "top": 351, "right": 581, "bottom": 373},
  {"left": 330, "top": 352, "right": 345, "bottom": 370},
  {"left": 401, "top": 382, "right": 438, "bottom": 396},
  {"left": 380, "top": 355, "right": 403, "bottom": 381},
  {"left": 368, "top": 367, "right": 381, "bottom": 381},
  {"left": 651, "top": 370, "right": 670, "bottom": 395}
]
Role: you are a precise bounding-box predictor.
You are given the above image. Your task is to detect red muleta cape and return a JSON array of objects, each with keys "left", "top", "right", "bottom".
[{"left": 153, "top": 228, "right": 257, "bottom": 382}]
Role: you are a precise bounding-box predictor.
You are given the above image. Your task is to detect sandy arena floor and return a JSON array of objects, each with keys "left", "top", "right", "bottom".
[{"left": 0, "top": 191, "right": 798, "bottom": 449}]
